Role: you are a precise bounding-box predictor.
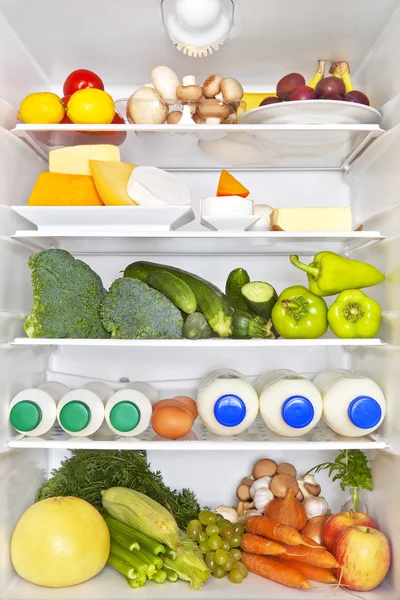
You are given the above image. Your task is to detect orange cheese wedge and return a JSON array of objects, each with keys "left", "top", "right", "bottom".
[
  {"left": 216, "top": 169, "right": 250, "bottom": 198},
  {"left": 27, "top": 172, "right": 104, "bottom": 206},
  {"left": 90, "top": 160, "right": 138, "bottom": 206}
]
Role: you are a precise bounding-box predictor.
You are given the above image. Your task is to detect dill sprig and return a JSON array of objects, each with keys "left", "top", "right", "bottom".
[{"left": 36, "top": 450, "right": 200, "bottom": 529}]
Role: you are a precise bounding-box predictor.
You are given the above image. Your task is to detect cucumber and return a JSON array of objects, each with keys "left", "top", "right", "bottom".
[
  {"left": 124, "top": 262, "right": 233, "bottom": 338},
  {"left": 146, "top": 270, "right": 197, "bottom": 314},
  {"left": 241, "top": 281, "right": 278, "bottom": 319},
  {"left": 225, "top": 268, "right": 250, "bottom": 311},
  {"left": 232, "top": 309, "right": 276, "bottom": 339},
  {"left": 183, "top": 312, "right": 213, "bottom": 339}
]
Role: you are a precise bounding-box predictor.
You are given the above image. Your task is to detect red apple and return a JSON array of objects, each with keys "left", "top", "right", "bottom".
[
  {"left": 323, "top": 511, "right": 378, "bottom": 552},
  {"left": 333, "top": 526, "right": 391, "bottom": 591}
]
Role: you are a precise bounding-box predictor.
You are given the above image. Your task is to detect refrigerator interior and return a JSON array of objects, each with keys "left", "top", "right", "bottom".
[{"left": 1, "top": 0, "right": 400, "bottom": 598}]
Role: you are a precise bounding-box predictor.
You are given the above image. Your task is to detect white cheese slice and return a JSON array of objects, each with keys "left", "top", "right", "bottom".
[
  {"left": 270, "top": 207, "right": 352, "bottom": 232},
  {"left": 127, "top": 166, "right": 191, "bottom": 206},
  {"left": 201, "top": 196, "right": 254, "bottom": 216}
]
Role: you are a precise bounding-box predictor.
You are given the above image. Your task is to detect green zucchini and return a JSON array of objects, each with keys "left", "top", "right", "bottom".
[
  {"left": 124, "top": 262, "right": 233, "bottom": 338},
  {"left": 241, "top": 281, "right": 278, "bottom": 319},
  {"left": 225, "top": 268, "right": 250, "bottom": 311},
  {"left": 146, "top": 270, "right": 197, "bottom": 314},
  {"left": 183, "top": 312, "right": 213, "bottom": 339},
  {"left": 232, "top": 309, "right": 276, "bottom": 339}
]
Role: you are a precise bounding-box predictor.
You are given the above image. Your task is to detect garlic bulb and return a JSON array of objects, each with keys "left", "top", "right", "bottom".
[
  {"left": 303, "top": 495, "right": 329, "bottom": 519},
  {"left": 254, "top": 487, "right": 274, "bottom": 513},
  {"left": 245, "top": 509, "right": 263, "bottom": 519},
  {"left": 213, "top": 506, "right": 239, "bottom": 523},
  {"left": 250, "top": 476, "right": 272, "bottom": 499}
]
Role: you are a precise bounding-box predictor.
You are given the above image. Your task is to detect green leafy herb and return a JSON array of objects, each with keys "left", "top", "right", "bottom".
[
  {"left": 307, "top": 450, "right": 372, "bottom": 511},
  {"left": 36, "top": 450, "right": 200, "bottom": 529}
]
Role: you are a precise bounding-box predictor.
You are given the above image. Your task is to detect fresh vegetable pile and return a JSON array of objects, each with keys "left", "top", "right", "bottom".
[
  {"left": 24, "top": 248, "right": 385, "bottom": 340},
  {"left": 36, "top": 450, "right": 200, "bottom": 529}
]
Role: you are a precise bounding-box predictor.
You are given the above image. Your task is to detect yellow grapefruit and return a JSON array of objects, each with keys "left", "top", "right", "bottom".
[{"left": 11, "top": 496, "right": 110, "bottom": 587}]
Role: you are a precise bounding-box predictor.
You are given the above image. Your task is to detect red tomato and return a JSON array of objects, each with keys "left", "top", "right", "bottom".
[
  {"left": 63, "top": 69, "right": 104, "bottom": 96},
  {"left": 89, "top": 113, "right": 127, "bottom": 146},
  {"left": 61, "top": 94, "right": 72, "bottom": 106}
]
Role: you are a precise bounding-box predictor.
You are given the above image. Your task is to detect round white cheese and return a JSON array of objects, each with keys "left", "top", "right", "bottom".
[
  {"left": 127, "top": 166, "right": 192, "bottom": 206},
  {"left": 201, "top": 196, "right": 253, "bottom": 216}
]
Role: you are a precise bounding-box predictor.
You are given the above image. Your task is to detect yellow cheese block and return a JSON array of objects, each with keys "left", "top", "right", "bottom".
[
  {"left": 270, "top": 207, "right": 352, "bottom": 232},
  {"left": 27, "top": 172, "right": 104, "bottom": 206},
  {"left": 90, "top": 160, "right": 138, "bottom": 206},
  {"left": 49, "top": 145, "right": 121, "bottom": 176}
]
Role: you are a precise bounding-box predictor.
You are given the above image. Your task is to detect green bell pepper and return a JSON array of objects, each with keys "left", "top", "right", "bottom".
[
  {"left": 290, "top": 251, "right": 385, "bottom": 297},
  {"left": 328, "top": 289, "right": 381, "bottom": 338},
  {"left": 271, "top": 285, "right": 328, "bottom": 339}
]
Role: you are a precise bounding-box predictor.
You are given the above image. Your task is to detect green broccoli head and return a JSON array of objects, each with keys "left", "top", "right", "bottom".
[
  {"left": 24, "top": 249, "right": 110, "bottom": 339},
  {"left": 101, "top": 278, "right": 183, "bottom": 339}
]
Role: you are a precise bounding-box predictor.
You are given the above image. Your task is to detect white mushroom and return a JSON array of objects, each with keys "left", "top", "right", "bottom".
[
  {"left": 197, "top": 99, "right": 230, "bottom": 124},
  {"left": 127, "top": 87, "right": 168, "bottom": 124},
  {"left": 177, "top": 76, "right": 204, "bottom": 114},
  {"left": 151, "top": 66, "right": 180, "bottom": 105},
  {"left": 216, "top": 77, "right": 244, "bottom": 107},
  {"left": 203, "top": 74, "right": 224, "bottom": 98}
]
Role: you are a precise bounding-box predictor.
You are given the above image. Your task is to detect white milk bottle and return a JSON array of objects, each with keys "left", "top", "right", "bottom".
[
  {"left": 197, "top": 369, "right": 258, "bottom": 436},
  {"left": 256, "top": 370, "right": 322, "bottom": 437},
  {"left": 57, "top": 381, "right": 113, "bottom": 437},
  {"left": 313, "top": 369, "right": 386, "bottom": 437},
  {"left": 9, "top": 382, "right": 69, "bottom": 436},
  {"left": 105, "top": 382, "right": 158, "bottom": 436}
]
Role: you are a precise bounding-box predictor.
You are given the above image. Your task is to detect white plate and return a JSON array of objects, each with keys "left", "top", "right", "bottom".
[
  {"left": 11, "top": 206, "right": 195, "bottom": 232},
  {"left": 201, "top": 215, "right": 260, "bottom": 231},
  {"left": 238, "top": 100, "right": 382, "bottom": 125}
]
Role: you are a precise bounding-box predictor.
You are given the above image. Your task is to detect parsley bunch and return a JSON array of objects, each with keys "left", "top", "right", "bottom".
[
  {"left": 307, "top": 450, "right": 372, "bottom": 511},
  {"left": 36, "top": 450, "right": 200, "bottom": 529}
]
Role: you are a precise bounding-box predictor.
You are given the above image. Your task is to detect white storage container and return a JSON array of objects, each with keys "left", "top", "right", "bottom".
[
  {"left": 256, "top": 370, "right": 323, "bottom": 437},
  {"left": 313, "top": 369, "right": 386, "bottom": 437}
]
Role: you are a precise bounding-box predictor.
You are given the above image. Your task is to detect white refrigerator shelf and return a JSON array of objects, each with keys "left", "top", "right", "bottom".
[
  {"left": 12, "top": 230, "right": 384, "bottom": 255},
  {"left": 13, "top": 123, "right": 384, "bottom": 170},
  {"left": 8, "top": 418, "right": 387, "bottom": 451},
  {"left": 11, "top": 337, "right": 386, "bottom": 348}
]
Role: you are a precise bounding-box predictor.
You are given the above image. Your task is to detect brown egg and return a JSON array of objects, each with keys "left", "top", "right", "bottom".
[
  {"left": 172, "top": 396, "right": 197, "bottom": 419},
  {"left": 151, "top": 404, "right": 194, "bottom": 439}
]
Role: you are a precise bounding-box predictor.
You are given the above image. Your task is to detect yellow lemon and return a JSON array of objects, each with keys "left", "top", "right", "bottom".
[
  {"left": 19, "top": 92, "right": 65, "bottom": 124},
  {"left": 11, "top": 496, "right": 110, "bottom": 588},
  {"left": 67, "top": 88, "right": 115, "bottom": 124}
]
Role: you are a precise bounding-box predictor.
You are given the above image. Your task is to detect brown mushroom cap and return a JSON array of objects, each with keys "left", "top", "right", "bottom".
[
  {"left": 241, "top": 477, "right": 255, "bottom": 487},
  {"left": 236, "top": 484, "right": 251, "bottom": 502},
  {"left": 203, "top": 74, "right": 224, "bottom": 98},
  {"left": 252, "top": 459, "right": 278, "bottom": 480},
  {"left": 197, "top": 99, "right": 230, "bottom": 120},
  {"left": 304, "top": 481, "right": 321, "bottom": 497},
  {"left": 277, "top": 463, "right": 297, "bottom": 478},
  {"left": 167, "top": 111, "right": 182, "bottom": 124},
  {"left": 219, "top": 77, "right": 244, "bottom": 105},
  {"left": 176, "top": 85, "right": 204, "bottom": 103},
  {"left": 192, "top": 112, "right": 204, "bottom": 124},
  {"left": 270, "top": 474, "right": 299, "bottom": 498}
]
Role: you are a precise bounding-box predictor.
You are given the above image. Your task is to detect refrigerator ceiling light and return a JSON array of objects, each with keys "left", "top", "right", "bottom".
[{"left": 161, "top": 0, "right": 235, "bottom": 58}]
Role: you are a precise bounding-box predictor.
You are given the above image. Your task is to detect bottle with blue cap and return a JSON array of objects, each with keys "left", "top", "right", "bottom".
[
  {"left": 256, "top": 370, "right": 322, "bottom": 437},
  {"left": 313, "top": 369, "right": 386, "bottom": 437},
  {"left": 197, "top": 369, "right": 258, "bottom": 436}
]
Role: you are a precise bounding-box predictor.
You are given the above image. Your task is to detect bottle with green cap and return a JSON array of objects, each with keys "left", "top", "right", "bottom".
[
  {"left": 9, "top": 382, "right": 69, "bottom": 437},
  {"left": 105, "top": 382, "right": 158, "bottom": 437},
  {"left": 57, "top": 381, "right": 113, "bottom": 437}
]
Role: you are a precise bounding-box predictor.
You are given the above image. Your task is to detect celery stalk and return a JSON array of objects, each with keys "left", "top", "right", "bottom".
[
  {"left": 165, "top": 568, "right": 178, "bottom": 582},
  {"left": 110, "top": 541, "right": 148, "bottom": 577},
  {"left": 105, "top": 516, "right": 166, "bottom": 555},
  {"left": 165, "top": 548, "right": 177, "bottom": 560},
  {"left": 125, "top": 575, "right": 147, "bottom": 588},
  {"left": 131, "top": 549, "right": 156, "bottom": 575},
  {"left": 107, "top": 553, "right": 136, "bottom": 580},
  {"left": 108, "top": 528, "right": 140, "bottom": 551},
  {"left": 140, "top": 547, "right": 164, "bottom": 570},
  {"left": 153, "top": 569, "right": 167, "bottom": 584}
]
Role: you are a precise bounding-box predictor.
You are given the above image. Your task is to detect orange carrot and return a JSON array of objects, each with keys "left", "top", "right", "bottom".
[
  {"left": 241, "top": 533, "right": 286, "bottom": 556},
  {"left": 246, "top": 515, "right": 308, "bottom": 546},
  {"left": 300, "top": 533, "right": 322, "bottom": 548},
  {"left": 279, "top": 558, "right": 337, "bottom": 583},
  {"left": 241, "top": 552, "right": 312, "bottom": 589},
  {"left": 280, "top": 543, "right": 340, "bottom": 569}
]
